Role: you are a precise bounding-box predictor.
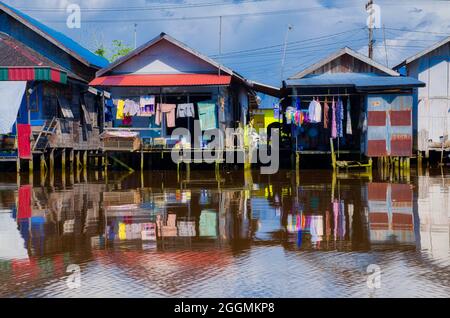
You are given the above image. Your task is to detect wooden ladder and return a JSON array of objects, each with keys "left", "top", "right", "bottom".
[{"left": 32, "top": 117, "right": 58, "bottom": 152}]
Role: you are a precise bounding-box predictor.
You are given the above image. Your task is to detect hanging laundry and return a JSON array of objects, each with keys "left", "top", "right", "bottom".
[
  {"left": 104, "top": 99, "right": 114, "bottom": 122},
  {"left": 155, "top": 103, "right": 176, "bottom": 127},
  {"left": 308, "top": 99, "right": 316, "bottom": 121},
  {"left": 331, "top": 98, "right": 337, "bottom": 139},
  {"left": 198, "top": 102, "right": 217, "bottom": 131},
  {"left": 285, "top": 106, "right": 295, "bottom": 124},
  {"left": 323, "top": 98, "right": 329, "bottom": 129},
  {"left": 122, "top": 115, "right": 132, "bottom": 126},
  {"left": 177, "top": 103, "right": 195, "bottom": 118},
  {"left": 17, "top": 124, "right": 31, "bottom": 159},
  {"left": 123, "top": 99, "right": 140, "bottom": 116},
  {"left": 139, "top": 95, "right": 155, "bottom": 117},
  {"left": 116, "top": 99, "right": 125, "bottom": 120},
  {"left": 337, "top": 98, "right": 344, "bottom": 138},
  {"left": 359, "top": 111, "right": 368, "bottom": 133},
  {"left": 308, "top": 98, "right": 322, "bottom": 123},
  {"left": 346, "top": 98, "right": 352, "bottom": 135}
]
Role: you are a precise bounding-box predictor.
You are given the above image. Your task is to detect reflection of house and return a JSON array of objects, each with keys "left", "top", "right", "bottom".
[
  {"left": 89, "top": 33, "right": 276, "bottom": 154},
  {"left": 417, "top": 176, "right": 450, "bottom": 260},
  {"left": 367, "top": 183, "right": 415, "bottom": 245},
  {"left": 0, "top": 2, "right": 108, "bottom": 167},
  {"left": 395, "top": 37, "right": 450, "bottom": 155}
]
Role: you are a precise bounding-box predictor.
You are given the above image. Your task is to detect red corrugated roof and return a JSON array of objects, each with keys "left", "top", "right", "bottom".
[{"left": 89, "top": 74, "right": 232, "bottom": 87}]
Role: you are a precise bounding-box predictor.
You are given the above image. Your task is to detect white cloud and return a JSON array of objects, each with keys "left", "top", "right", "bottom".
[{"left": 3, "top": 0, "right": 450, "bottom": 85}]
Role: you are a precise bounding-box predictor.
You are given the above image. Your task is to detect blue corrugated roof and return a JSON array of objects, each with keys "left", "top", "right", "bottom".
[
  {"left": 286, "top": 73, "right": 425, "bottom": 89},
  {"left": 0, "top": 1, "right": 108, "bottom": 68}
]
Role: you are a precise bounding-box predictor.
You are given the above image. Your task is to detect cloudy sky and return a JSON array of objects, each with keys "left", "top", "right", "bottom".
[{"left": 3, "top": 0, "right": 450, "bottom": 87}]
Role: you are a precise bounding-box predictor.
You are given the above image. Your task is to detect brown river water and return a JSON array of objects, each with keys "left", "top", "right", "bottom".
[{"left": 0, "top": 169, "right": 449, "bottom": 298}]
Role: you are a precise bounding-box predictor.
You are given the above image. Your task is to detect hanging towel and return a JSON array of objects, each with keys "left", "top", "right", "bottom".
[
  {"left": 17, "top": 124, "right": 31, "bottom": 159},
  {"left": 198, "top": 102, "right": 217, "bottom": 131},
  {"left": 323, "top": 98, "right": 329, "bottom": 129},
  {"left": 308, "top": 100, "right": 316, "bottom": 121},
  {"left": 331, "top": 98, "right": 337, "bottom": 139},
  {"left": 313, "top": 100, "right": 322, "bottom": 123},
  {"left": 123, "top": 99, "right": 140, "bottom": 116},
  {"left": 139, "top": 95, "right": 155, "bottom": 117},
  {"left": 0, "top": 81, "right": 27, "bottom": 134},
  {"left": 116, "top": 100, "right": 125, "bottom": 120},
  {"left": 346, "top": 98, "right": 353, "bottom": 135},
  {"left": 155, "top": 104, "right": 176, "bottom": 127},
  {"left": 177, "top": 103, "right": 195, "bottom": 118}
]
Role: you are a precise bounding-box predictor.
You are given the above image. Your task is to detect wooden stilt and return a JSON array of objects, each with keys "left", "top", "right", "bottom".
[
  {"left": 28, "top": 157, "right": 33, "bottom": 185},
  {"left": 16, "top": 157, "right": 20, "bottom": 174},
  {"left": 140, "top": 150, "right": 144, "bottom": 171}
]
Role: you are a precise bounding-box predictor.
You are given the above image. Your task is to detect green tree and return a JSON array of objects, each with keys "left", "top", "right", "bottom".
[
  {"left": 94, "top": 40, "right": 133, "bottom": 62},
  {"left": 110, "top": 40, "right": 133, "bottom": 62}
]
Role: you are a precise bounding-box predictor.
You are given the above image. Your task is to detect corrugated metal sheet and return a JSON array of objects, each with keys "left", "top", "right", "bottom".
[
  {"left": 367, "top": 140, "right": 387, "bottom": 157},
  {"left": 34, "top": 68, "right": 50, "bottom": 81},
  {"left": 0, "top": 67, "right": 67, "bottom": 83},
  {"left": 286, "top": 73, "right": 425, "bottom": 89},
  {"left": 368, "top": 111, "right": 386, "bottom": 126},
  {"left": 8, "top": 68, "right": 34, "bottom": 81},
  {"left": 0, "top": 68, "right": 7, "bottom": 80},
  {"left": 367, "top": 94, "right": 413, "bottom": 157},
  {"left": 90, "top": 74, "right": 232, "bottom": 87},
  {"left": 390, "top": 110, "right": 411, "bottom": 126},
  {"left": 391, "top": 135, "right": 412, "bottom": 156}
]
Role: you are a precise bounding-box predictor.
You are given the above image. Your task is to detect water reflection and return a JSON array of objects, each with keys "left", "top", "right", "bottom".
[{"left": 0, "top": 169, "right": 449, "bottom": 297}]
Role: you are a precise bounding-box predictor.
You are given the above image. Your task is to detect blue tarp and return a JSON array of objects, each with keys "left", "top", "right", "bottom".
[
  {"left": 286, "top": 73, "right": 425, "bottom": 90},
  {"left": 0, "top": 1, "right": 108, "bottom": 68}
]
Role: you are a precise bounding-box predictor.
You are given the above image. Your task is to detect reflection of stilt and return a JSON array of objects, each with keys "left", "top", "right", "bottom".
[
  {"left": 295, "top": 152, "right": 300, "bottom": 185},
  {"left": 69, "top": 149, "right": 74, "bottom": 174},
  {"left": 83, "top": 150, "right": 88, "bottom": 170},
  {"left": 61, "top": 149, "right": 66, "bottom": 171}
]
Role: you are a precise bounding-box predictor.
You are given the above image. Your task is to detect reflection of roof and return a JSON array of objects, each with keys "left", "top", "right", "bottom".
[
  {"left": 286, "top": 73, "right": 425, "bottom": 90},
  {"left": 0, "top": 1, "right": 108, "bottom": 69}
]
